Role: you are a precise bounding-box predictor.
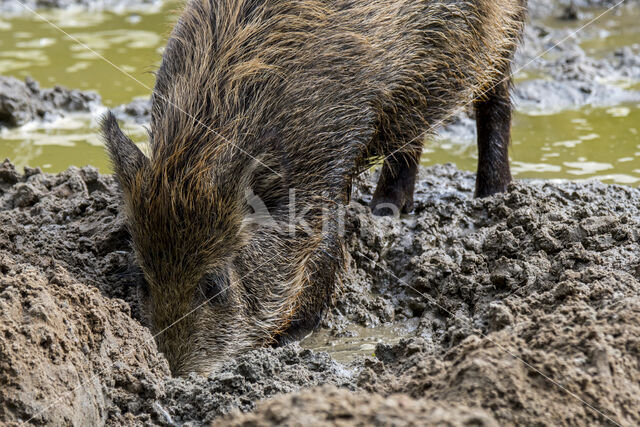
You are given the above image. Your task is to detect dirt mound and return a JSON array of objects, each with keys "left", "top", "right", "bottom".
[
  {"left": 0, "top": 159, "right": 142, "bottom": 314},
  {"left": 338, "top": 166, "right": 640, "bottom": 425},
  {"left": 0, "top": 258, "right": 169, "bottom": 426},
  {"left": 155, "top": 345, "right": 355, "bottom": 425},
  {"left": 1, "top": 160, "right": 639, "bottom": 426},
  {"left": 0, "top": 159, "right": 168, "bottom": 425}
]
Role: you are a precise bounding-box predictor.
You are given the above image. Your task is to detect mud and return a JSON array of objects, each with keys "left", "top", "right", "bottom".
[
  {"left": 514, "top": 43, "right": 640, "bottom": 113},
  {"left": 0, "top": 76, "right": 100, "bottom": 127},
  {"left": 1, "top": 158, "right": 639, "bottom": 425},
  {"left": 528, "top": 0, "right": 638, "bottom": 19},
  {"left": 112, "top": 98, "right": 151, "bottom": 125},
  {"left": 0, "top": 257, "right": 170, "bottom": 426}
]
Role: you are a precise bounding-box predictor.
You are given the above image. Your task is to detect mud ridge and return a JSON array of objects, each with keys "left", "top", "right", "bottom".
[{"left": 0, "top": 76, "right": 100, "bottom": 127}]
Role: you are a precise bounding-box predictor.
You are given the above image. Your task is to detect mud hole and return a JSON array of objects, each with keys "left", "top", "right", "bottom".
[{"left": 1, "top": 159, "right": 639, "bottom": 426}]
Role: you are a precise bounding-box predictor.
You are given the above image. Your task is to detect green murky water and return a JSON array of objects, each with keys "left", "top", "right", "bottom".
[
  {"left": 0, "top": 4, "right": 169, "bottom": 172},
  {"left": 426, "top": 105, "right": 640, "bottom": 184},
  {"left": 1, "top": 2, "right": 639, "bottom": 185},
  {"left": 0, "top": 7, "right": 165, "bottom": 104}
]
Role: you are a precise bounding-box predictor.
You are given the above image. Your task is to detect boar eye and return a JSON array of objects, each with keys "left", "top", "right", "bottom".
[{"left": 198, "top": 272, "right": 228, "bottom": 303}]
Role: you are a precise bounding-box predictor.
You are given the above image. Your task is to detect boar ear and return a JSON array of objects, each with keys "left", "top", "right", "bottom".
[{"left": 100, "top": 111, "right": 148, "bottom": 189}]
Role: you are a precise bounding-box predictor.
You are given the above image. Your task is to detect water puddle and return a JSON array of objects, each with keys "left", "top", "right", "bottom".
[
  {"left": 0, "top": 112, "right": 147, "bottom": 172},
  {"left": 300, "top": 319, "right": 420, "bottom": 363}
]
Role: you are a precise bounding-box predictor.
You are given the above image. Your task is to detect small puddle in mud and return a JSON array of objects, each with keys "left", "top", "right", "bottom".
[
  {"left": 0, "top": 2, "right": 639, "bottom": 186},
  {"left": 300, "top": 318, "right": 421, "bottom": 363}
]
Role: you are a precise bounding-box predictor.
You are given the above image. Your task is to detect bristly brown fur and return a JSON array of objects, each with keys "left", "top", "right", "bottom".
[{"left": 103, "top": 0, "right": 527, "bottom": 376}]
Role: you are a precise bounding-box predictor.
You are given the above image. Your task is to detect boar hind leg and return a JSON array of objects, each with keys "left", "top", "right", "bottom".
[
  {"left": 474, "top": 78, "right": 513, "bottom": 198},
  {"left": 370, "top": 149, "right": 421, "bottom": 217}
]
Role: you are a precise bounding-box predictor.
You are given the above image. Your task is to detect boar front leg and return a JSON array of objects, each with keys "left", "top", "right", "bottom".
[{"left": 370, "top": 149, "right": 421, "bottom": 217}]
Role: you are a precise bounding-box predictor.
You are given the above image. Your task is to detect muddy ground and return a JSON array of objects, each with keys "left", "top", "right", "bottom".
[
  {"left": 1, "top": 0, "right": 640, "bottom": 426},
  {"left": 1, "top": 160, "right": 639, "bottom": 426}
]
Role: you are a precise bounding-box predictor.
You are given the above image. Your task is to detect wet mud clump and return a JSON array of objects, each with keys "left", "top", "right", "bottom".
[
  {"left": 0, "top": 76, "right": 100, "bottom": 127},
  {"left": 0, "top": 161, "right": 169, "bottom": 425},
  {"left": 1, "top": 159, "right": 639, "bottom": 425}
]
